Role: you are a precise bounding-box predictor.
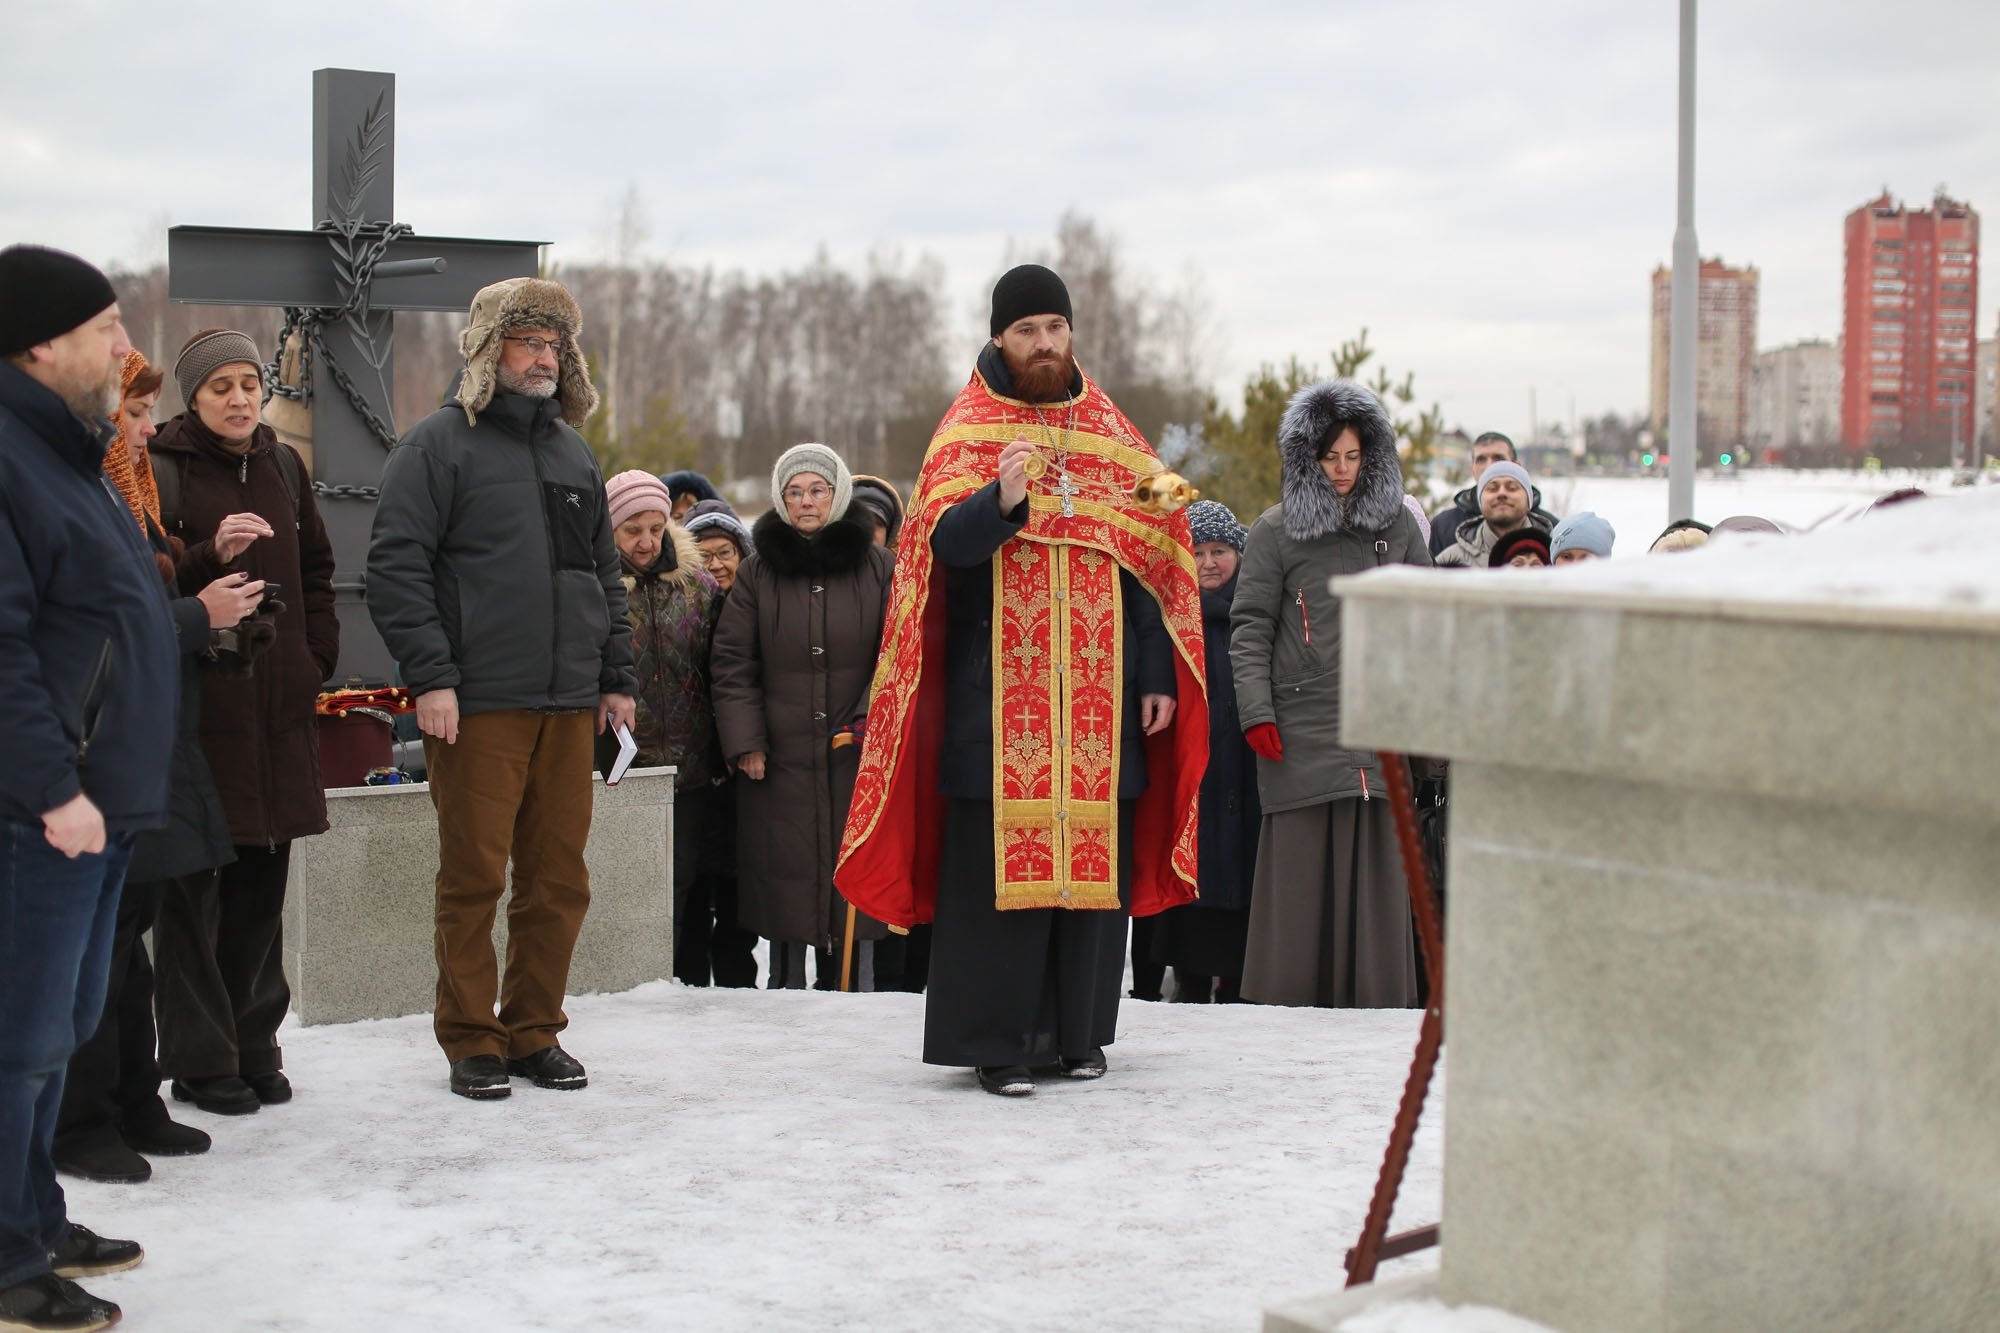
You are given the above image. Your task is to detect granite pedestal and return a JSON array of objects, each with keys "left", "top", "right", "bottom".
[
  {"left": 1271, "top": 491, "right": 2000, "bottom": 1332},
  {"left": 282, "top": 766, "right": 676, "bottom": 1025}
]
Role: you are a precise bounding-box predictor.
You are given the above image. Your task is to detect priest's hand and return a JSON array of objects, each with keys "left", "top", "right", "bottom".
[
  {"left": 417, "top": 688, "right": 460, "bottom": 745},
  {"left": 213, "top": 512, "right": 276, "bottom": 563},
  {"left": 1140, "top": 694, "right": 1176, "bottom": 736},
  {"left": 997, "top": 438, "right": 1036, "bottom": 513},
  {"left": 738, "top": 751, "right": 767, "bottom": 781}
]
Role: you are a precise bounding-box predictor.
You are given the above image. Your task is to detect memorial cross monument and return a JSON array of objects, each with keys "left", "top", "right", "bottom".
[{"left": 168, "top": 67, "right": 544, "bottom": 684}]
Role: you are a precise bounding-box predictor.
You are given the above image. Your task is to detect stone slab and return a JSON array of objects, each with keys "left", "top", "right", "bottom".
[
  {"left": 1264, "top": 1271, "right": 1439, "bottom": 1332},
  {"left": 283, "top": 766, "right": 674, "bottom": 1026},
  {"left": 1327, "top": 494, "right": 2000, "bottom": 1332}
]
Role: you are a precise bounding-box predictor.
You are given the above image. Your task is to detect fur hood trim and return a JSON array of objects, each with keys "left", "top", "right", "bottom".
[
  {"left": 621, "top": 521, "right": 704, "bottom": 591},
  {"left": 455, "top": 277, "right": 599, "bottom": 429},
  {"left": 1276, "top": 378, "right": 1405, "bottom": 541},
  {"left": 750, "top": 506, "right": 876, "bottom": 579}
]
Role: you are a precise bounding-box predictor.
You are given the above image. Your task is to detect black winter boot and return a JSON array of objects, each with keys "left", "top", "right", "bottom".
[
  {"left": 49, "top": 1224, "right": 142, "bottom": 1278},
  {"left": 51, "top": 1128, "right": 149, "bottom": 1185},
  {"left": 448, "top": 1055, "right": 511, "bottom": 1100},
  {"left": 0, "top": 1273, "right": 120, "bottom": 1331}
]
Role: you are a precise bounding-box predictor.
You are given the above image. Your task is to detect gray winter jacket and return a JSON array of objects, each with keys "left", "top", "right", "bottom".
[
  {"left": 367, "top": 391, "right": 636, "bottom": 714},
  {"left": 1231, "top": 379, "right": 1432, "bottom": 814},
  {"left": 1433, "top": 512, "right": 1555, "bottom": 568}
]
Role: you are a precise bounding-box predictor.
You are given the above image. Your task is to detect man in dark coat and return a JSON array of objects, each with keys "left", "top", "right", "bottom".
[
  {"left": 1426, "top": 431, "right": 1558, "bottom": 558},
  {"left": 0, "top": 244, "right": 172, "bottom": 1333},
  {"left": 837, "top": 266, "right": 1209, "bottom": 1096},
  {"left": 369, "top": 278, "right": 636, "bottom": 1100}
]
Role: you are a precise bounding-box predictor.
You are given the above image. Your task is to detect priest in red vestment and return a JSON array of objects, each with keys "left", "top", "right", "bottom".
[{"left": 836, "top": 265, "right": 1207, "bottom": 1095}]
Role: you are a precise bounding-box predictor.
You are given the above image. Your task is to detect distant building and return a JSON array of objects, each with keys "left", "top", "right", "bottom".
[
  {"left": 1649, "top": 258, "right": 1759, "bottom": 458},
  {"left": 1840, "top": 189, "right": 1981, "bottom": 464},
  {"left": 1978, "top": 336, "right": 1997, "bottom": 461},
  {"left": 1749, "top": 339, "right": 1843, "bottom": 455}
]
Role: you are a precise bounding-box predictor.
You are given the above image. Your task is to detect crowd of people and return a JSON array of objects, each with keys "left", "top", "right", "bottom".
[{"left": 2, "top": 241, "right": 1819, "bottom": 1330}]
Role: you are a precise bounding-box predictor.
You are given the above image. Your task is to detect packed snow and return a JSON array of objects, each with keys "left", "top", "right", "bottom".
[{"left": 62, "top": 982, "right": 1447, "bottom": 1331}]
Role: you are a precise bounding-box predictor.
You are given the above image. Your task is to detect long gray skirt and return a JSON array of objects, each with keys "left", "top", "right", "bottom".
[{"left": 1240, "top": 798, "right": 1418, "bottom": 1008}]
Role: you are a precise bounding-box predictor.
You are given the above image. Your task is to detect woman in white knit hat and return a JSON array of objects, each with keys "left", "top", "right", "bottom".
[{"left": 709, "top": 444, "right": 895, "bottom": 989}]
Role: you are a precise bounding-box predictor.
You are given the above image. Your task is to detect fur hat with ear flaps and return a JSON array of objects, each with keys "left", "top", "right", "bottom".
[
  {"left": 1276, "top": 378, "right": 1405, "bottom": 541},
  {"left": 454, "top": 277, "right": 599, "bottom": 428}
]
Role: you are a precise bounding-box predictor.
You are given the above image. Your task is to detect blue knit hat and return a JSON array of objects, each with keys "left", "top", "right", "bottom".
[
  {"left": 1551, "top": 511, "right": 1615, "bottom": 559},
  {"left": 1186, "top": 499, "right": 1246, "bottom": 552}
]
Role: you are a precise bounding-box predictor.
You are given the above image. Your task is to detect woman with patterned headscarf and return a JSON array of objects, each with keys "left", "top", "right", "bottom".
[{"left": 51, "top": 353, "right": 263, "bottom": 1184}]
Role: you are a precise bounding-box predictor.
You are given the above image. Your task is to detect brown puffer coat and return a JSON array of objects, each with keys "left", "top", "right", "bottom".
[
  {"left": 711, "top": 507, "right": 893, "bottom": 950},
  {"left": 154, "top": 413, "right": 338, "bottom": 848}
]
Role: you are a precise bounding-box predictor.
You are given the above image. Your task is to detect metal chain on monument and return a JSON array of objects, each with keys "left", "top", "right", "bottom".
[{"left": 260, "top": 218, "right": 415, "bottom": 499}]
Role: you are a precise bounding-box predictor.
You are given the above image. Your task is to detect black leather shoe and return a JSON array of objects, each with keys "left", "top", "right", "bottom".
[
  {"left": 1060, "top": 1048, "right": 1108, "bottom": 1080},
  {"left": 243, "top": 1071, "right": 292, "bottom": 1104},
  {"left": 51, "top": 1129, "right": 150, "bottom": 1185},
  {"left": 170, "top": 1076, "right": 259, "bottom": 1115},
  {"left": 506, "top": 1045, "right": 587, "bottom": 1090},
  {"left": 449, "top": 1054, "right": 511, "bottom": 1100},
  {"left": 0, "top": 1273, "right": 120, "bottom": 1331},
  {"left": 49, "top": 1223, "right": 143, "bottom": 1278},
  {"left": 976, "top": 1065, "right": 1034, "bottom": 1096},
  {"left": 119, "top": 1115, "right": 211, "bottom": 1157}
]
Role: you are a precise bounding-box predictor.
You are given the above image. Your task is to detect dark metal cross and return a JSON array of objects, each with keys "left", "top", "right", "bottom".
[{"left": 167, "top": 68, "right": 543, "bottom": 684}]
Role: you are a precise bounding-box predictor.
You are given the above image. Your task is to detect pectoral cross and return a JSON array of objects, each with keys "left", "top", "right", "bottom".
[{"left": 1053, "top": 471, "right": 1082, "bottom": 519}]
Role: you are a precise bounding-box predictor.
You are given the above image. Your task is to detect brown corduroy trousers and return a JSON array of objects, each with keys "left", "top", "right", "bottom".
[{"left": 424, "top": 709, "right": 595, "bottom": 1064}]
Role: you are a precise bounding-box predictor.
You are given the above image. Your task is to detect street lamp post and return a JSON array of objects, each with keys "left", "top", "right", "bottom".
[{"left": 1668, "top": 0, "right": 1699, "bottom": 523}]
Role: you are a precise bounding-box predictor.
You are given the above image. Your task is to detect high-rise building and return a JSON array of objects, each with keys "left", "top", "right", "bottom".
[
  {"left": 1649, "top": 258, "right": 1760, "bottom": 457},
  {"left": 1840, "top": 190, "right": 1981, "bottom": 463},
  {"left": 1749, "top": 339, "right": 1843, "bottom": 456}
]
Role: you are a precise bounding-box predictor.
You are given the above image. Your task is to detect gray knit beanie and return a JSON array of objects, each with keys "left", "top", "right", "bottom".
[
  {"left": 1478, "top": 460, "right": 1533, "bottom": 506},
  {"left": 1550, "top": 511, "right": 1615, "bottom": 559},
  {"left": 770, "top": 442, "right": 852, "bottom": 525},
  {"left": 174, "top": 329, "right": 263, "bottom": 406}
]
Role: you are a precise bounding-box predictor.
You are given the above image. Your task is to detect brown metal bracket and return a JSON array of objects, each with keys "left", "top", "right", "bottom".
[{"left": 1343, "top": 753, "right": 1447, "bottom": 1286}]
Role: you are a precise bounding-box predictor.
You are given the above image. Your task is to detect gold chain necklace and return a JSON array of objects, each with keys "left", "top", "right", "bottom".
[{"left": 1017, "top": 394, "right": 1200, "bottom": 517}]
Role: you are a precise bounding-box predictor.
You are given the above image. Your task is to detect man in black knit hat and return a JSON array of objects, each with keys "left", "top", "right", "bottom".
[{"left": 0, "top": 244, "right": 174, "bottom": 1332}]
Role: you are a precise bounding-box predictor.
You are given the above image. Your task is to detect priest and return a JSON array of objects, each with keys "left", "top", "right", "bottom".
[{"left": 837, "top": 265, "right": 1207, "bottom": 1096}]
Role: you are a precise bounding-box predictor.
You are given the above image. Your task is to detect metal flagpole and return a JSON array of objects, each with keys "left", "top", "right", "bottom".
[{"left": 1668, "top": 0, "right": 1700, "bottom": 523}]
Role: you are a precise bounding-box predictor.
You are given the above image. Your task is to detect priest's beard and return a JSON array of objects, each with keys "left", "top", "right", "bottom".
[{"left": 1004, "top": 347, "right": 1074, "bottom": 403}]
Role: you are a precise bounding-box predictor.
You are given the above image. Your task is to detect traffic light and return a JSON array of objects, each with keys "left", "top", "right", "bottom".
[
  {"left": 1719, "top": 452, "right": 1732, "bottom": 466},
  {"left": 1641, "top": 452, "right": 1656, "bottom": 467}
]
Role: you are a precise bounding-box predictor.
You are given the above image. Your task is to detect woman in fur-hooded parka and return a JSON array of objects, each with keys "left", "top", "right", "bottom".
[
  {"left": 1230, "top": 378, "right": 1430, "bottom": 1009},
  {"left": 709, "top": 458, "right": 895, "bottom": 967}
]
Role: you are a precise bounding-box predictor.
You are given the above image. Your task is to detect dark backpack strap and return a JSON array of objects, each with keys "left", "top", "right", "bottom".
[{"left": 272, "top": 442, "right": 304, "bottom": 529}]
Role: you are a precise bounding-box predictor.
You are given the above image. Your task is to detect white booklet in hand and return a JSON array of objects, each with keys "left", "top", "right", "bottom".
[{"left": 607, "top": 723, "right": 639, "bottom": 786}]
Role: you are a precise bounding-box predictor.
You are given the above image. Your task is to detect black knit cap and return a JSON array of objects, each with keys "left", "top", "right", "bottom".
[
  {"left": 0, "top": 245, "right": 119, "bottom": 357},
  {"left": 989, "top": 264, "right": 1072, "bottom": 337}
]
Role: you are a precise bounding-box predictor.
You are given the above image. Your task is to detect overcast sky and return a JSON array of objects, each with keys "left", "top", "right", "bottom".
[{"left": 7, "top": 0, "right": 1996, "bottom": 441}]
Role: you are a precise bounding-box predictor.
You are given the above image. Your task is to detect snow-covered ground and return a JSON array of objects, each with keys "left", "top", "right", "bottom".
[{"left": 64, "top": 984, "right": 1448, "bottom": 1332}]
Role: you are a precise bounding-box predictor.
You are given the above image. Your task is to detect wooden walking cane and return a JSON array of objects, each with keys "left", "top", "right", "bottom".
[
  {"left": 1344, "top": 752, "right": 1448, "bottom": 1285},
  {"left": 840, "top": 901, "right": 858, "bottom": 993}
]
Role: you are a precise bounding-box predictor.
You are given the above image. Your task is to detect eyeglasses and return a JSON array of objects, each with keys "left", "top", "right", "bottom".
[
  {"left": 504, "top": 335, "right": 568, "bottom": 357},
  {"left": 783, "top": 485, "right": 834, "bottom": 505},
  {"left": 697, "top": 548, "right": 738, "bottom": 566}
]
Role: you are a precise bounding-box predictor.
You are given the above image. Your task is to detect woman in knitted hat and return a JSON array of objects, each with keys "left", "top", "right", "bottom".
[
  {"left": 1151, "top": 500, "right": 1261, "bottom": 1004},
  {"left": 710, "top": 443, "right": 895, "bottom": 989},
  {"left": 601, "top": 471, "right": 755, "bottom": 988},
  {"left": 1488, "top": 527, "right": 1552, "bottom": 567},
  {"left": 682, "top": 498, "right": 755, "bottom": 593},
  {"left": 150, "top": 328, "right": 340, "bottom": 1116},
  {"left": 52, "top": 353, "right": 262, "bottom": 1183}
]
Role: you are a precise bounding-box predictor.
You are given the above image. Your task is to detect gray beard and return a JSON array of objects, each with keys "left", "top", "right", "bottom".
[
  {"left": 497, "top": 364, "right": 558, "bottom": 399},
  {"left": 60, "top": 374, "right": 119, "bottom": 426}
]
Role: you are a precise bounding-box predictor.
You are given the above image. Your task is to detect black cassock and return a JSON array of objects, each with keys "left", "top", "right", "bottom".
[{"left": 919, "top": 474, "right": 1174, "bottom": 1068}]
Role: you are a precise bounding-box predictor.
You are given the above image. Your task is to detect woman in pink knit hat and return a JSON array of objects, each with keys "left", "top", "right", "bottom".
[{"left": 602, "top": 471, "right": 753, "bottom": 987}]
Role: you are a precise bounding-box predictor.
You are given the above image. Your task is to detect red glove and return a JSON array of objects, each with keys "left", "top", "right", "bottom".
[{"left": 1244, "top": 723, "right": 1283, "bottom": 762}]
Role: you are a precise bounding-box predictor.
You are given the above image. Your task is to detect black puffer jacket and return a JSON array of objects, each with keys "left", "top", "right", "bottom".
[{"left": 368, "top": 391, "right": 636, "bottom": 714}]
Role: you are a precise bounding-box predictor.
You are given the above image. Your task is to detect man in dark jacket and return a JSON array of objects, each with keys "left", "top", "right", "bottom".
[
  {"left": 368, "top": 278, "right": 636, "bottom": 1101},
  {"left": 1426, "top": 431, "right": 1559, "bottom": 557},
  {"left": 0, "top": 245, "right": 172, "bottom": 1333}
]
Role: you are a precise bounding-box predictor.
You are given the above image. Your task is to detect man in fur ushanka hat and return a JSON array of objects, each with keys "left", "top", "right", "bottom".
[{"left": 368, "top": 277, "right": 635, "bottom": 1102}]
